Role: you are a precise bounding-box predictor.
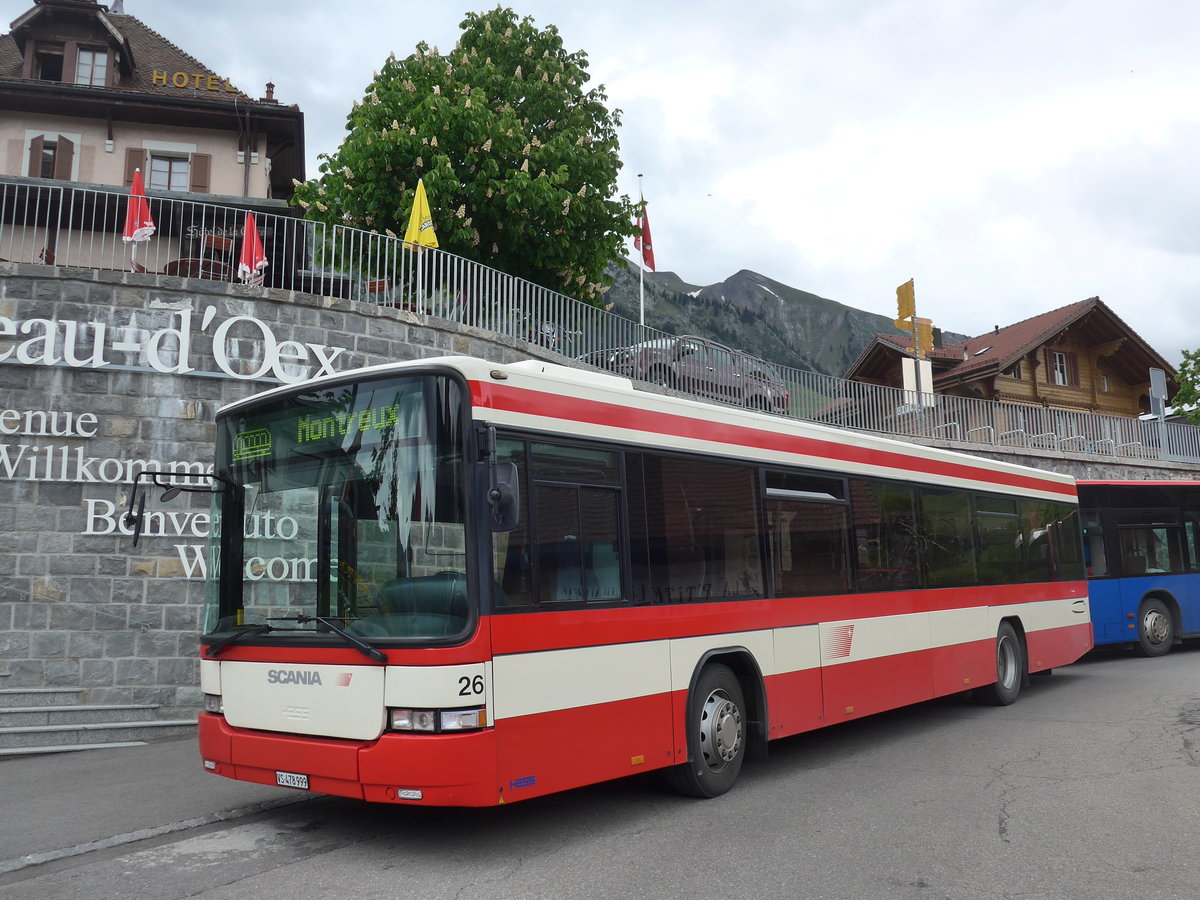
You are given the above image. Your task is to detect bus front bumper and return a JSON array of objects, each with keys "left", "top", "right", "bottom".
[{"left": 197, "top": 712, "right": 500, "bottom": 807}]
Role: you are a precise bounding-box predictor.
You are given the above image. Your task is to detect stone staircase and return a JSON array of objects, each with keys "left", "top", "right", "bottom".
[{"left": 0, "top": 688, "right": 196, "bottom": 757}]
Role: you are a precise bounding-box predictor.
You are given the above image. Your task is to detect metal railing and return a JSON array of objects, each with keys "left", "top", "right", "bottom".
[{"left": 3, "top": 176, "right": 1198, "bottom": 465}]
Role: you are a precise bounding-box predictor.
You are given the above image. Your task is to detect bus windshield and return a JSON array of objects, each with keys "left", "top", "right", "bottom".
[{"left": 204, "top": 373, "right": 470, "bottom": 642}]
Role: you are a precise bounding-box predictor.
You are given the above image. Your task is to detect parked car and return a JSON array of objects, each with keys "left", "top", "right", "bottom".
[
  {"left": 738, "top": 353, "right": 791, "bottom": 413},
  {"left": 585, "top": 336, "right": 789, "bottom": 413}
]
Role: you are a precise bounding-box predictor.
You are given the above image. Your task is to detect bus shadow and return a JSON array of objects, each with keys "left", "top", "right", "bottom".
[{"left": 298, "top": 665, "right": 1109, "bottom": 852}]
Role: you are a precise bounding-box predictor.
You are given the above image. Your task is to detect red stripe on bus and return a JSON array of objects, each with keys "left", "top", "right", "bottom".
[
  {"left": 470, "top": 381, "right": 1076, "bottom": 498},
  {"left": 488, "top": 581, "right": 1087, "bottom": 655}
]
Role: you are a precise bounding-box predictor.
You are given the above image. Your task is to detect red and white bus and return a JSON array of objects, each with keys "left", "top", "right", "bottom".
[{"left": 195, "top": 356, "right": 1092, "bottom": 806}]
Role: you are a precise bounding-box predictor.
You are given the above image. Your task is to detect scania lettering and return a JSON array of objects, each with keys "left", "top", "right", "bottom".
[{"left": 267, "top": 670, "right": 323, "bottom": 685}]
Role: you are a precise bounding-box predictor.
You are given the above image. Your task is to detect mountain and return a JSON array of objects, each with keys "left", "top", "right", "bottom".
[{"left": 602, "top": 262, "right": 958, "bottom": 377}]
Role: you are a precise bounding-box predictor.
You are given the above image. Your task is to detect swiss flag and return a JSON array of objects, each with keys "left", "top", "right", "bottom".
[{"left": 634, "top": 195, "right": 655, "bottom": 271}]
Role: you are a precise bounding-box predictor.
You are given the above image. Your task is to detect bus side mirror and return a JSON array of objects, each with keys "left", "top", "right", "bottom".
[{"left": 488, "top": 462, "right": 519, "bottom": 533}]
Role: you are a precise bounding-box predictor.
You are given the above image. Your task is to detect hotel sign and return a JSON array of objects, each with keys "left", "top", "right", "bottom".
[{"left": 152, "top": 70, "right": 239, "bottom": 93}]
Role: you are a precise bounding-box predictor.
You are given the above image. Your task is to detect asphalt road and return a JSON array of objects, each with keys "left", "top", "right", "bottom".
[{"left": 3, "top": 644, "right": 1198, "bottom": 899}]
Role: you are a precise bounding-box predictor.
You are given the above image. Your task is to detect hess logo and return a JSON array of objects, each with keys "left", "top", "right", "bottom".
[{"left": 266, "top": 670, "right": 355, "bottom": 686}]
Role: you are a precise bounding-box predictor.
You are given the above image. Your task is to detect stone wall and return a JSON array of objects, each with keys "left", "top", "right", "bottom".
[
  {"left": 0, "top": 262, "right": 535, "bottom": 715},
  {"left": 1, "top": 262, "right": 1193, "bottom": 717}
]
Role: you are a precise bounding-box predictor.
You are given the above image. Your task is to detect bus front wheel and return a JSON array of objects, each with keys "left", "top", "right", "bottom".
[
  {"left": 666, "top": 663, "right": 746, "bottom": 798},
  {"left": 1135, "top": 598, "right": 1173, "bottom": 658},
  {"left": 978, "top": 622, "right": 1024, "bottom": 706}
]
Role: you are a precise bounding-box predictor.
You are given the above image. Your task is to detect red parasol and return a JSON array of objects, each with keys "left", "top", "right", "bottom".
[
  {"left": 238, "top": 212, "right": 268, "bottom": 285},
  {"left": 122, "top": 168, "right": 156, "bottom": 270}
]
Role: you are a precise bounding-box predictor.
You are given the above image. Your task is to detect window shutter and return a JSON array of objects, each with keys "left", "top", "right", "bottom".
[
  {"left": 62, "top": 41, "right": 78, "bottom": 84},
  {"left": 53, "top": 135, "right": 74, "bottom": 180},
  {"left": 124, "top": 147, "right": 146, "bottom": 186},
  {"left": 189, "top": 153, "right": 211, "bottom": 193},
  {"left": 27, "top": 134, "right": 44, "bottom": 177},
  {"left": 1043, "top": 348, "right": 1053, "bottom": 383},
  {"left": 1067, "top": 352, "right": 1080, "bottom": 387}
]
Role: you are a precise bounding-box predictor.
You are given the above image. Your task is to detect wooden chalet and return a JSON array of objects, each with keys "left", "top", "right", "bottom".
[{"left": 844, "top": 297, "right": 1177, "bottom": 417}]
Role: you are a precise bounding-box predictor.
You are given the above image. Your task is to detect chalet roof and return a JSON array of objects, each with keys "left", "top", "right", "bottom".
[
  {"left": 845, "top": 297, "right": 1177, "bottom": 391},
  {"left": 1, "top": 0, "right": 278, "bottom": 106}
]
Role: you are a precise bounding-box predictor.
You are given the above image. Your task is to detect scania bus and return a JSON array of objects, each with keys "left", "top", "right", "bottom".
[
  {"left": 1078, "top": 480, "right": 1200, "bottom": 656},
  {"left": 192, "top": 356, "right": 1092, "bottom": 806}
]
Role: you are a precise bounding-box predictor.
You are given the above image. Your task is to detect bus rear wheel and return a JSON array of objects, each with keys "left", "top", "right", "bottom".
[
  {"left": 1135, "top": 598, "right": 1173, "bottom": 658},
  {"left": 666, "top": 664, "right": 746, "bottom": 798},
  {"left": 978, "top": 622, "right": 1024, "bottom": 706}
]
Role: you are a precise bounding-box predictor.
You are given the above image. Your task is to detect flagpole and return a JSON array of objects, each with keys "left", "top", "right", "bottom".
[{"left": 638, "top": 173, "right": 645, "bottom": 328}]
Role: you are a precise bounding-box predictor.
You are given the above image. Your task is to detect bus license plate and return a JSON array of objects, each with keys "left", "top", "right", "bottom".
[{"left": 275, "top": 770, "right": 309, "bottom": 790}]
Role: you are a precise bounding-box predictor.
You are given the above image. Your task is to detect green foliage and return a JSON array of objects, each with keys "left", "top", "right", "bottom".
[
  {"left": 292, "top": 7, "right": 637, "bottom": 304},
  {"left": 1173, "top": 348, "right": 1200, "bottom": 423}
]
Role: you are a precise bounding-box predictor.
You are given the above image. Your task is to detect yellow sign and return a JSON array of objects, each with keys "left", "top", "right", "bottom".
[
  {"left": 152, "top": 70, "right": 239, "bottom": 93},
  {"left": 914, "top": 317, "right": 933, "bottom": 358},
  {"left": 896, "top": 279, "right": 915, "bottom": 320}
]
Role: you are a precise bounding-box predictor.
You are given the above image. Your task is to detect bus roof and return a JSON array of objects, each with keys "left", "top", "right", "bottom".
[{"left": 219, "top": 355, "right": 1077, "bottom": 501}]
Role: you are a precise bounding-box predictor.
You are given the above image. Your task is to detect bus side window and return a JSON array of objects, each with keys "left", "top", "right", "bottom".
[
  {"left": 975, "top": 496, "right": 1022, "bottom": 585},
  {"left": 850, "top": 479, "right": 920, "bottom": 592},
  {"left": 639, "top": 454, "right": 763, "bottom": 602},
  {"left": 492, "top": 439, "right": 532, "bottom": 607},
  {"left": 920, "top": 487, "right": 978, "bottom": 588},
  {"left": 534, "top": 485, "right": 622, "bottom": 603},
  {"left": 1081, "top": 510, "right": 1108, "bottom": 577},
  {"left": 524, "top": 441, "right": 626, "bottom": 606},
  {"left": 765, "top": 472, "right": 849, "bottom": 597}
]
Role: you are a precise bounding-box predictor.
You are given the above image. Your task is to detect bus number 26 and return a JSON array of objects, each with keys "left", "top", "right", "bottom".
[{"left": 458, "top": 675, "right": 485, "bottom": 696}]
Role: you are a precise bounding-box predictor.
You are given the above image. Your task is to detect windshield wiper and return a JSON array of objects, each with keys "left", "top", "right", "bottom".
[
  {"left": 205, "top": 623, "right": 272, "bottom": 658},
  {"left": 269, "top": 614, "right": 386, "bottom": 663}
]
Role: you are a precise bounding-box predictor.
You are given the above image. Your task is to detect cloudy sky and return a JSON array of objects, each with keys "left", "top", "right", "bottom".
[{"left": 117, "top": 0, "right": 1199, "bottom": 363}]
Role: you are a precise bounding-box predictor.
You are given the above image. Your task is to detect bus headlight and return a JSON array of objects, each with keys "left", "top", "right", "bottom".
[
  {"left": 203, "top": 693, "right": 224, "bottom": 715},
  {"left": 439, "top": 708, "right": 488, "bottom": 731},
  {"left": 389, "top": 707, "right": 487, "bottom": 732}
]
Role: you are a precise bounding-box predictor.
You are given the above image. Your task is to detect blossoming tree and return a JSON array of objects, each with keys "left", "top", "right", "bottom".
[{"left": 292, "top": 6, "right": 637, "bottom": 305}]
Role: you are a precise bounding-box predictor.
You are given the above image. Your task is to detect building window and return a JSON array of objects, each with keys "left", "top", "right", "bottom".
[
  {"left": 1046, "top": 349, "right": 1079, "bottom": 387},
  {"left": 75, "top": 48, "right": 108, "bottom": 86},
  {"left": 39, "top": 140, "right": 58, "bottom": 178},
  {"left": 149, "top": 155, "right": 190, "bottom": 192},
  {"left": 27, "top": 133, "right": 76, "bottom": 180},
  {"left": 35, "top": 47, "right": 64, "bottom": 81},
  {"left": 1052, "top": 352, "right": 1069, "bottom": 386},
  {"left": 1004, "top": 362, "right": 1021, "bottom": 379},
  {"left": 1100, "top": 374, "right": 1110, "bottom": 393}
]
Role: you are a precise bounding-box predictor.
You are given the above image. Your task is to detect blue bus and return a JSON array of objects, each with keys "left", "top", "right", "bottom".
[{"left": 1078, "top": 480, "right": 1200, "bottom": 656}]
